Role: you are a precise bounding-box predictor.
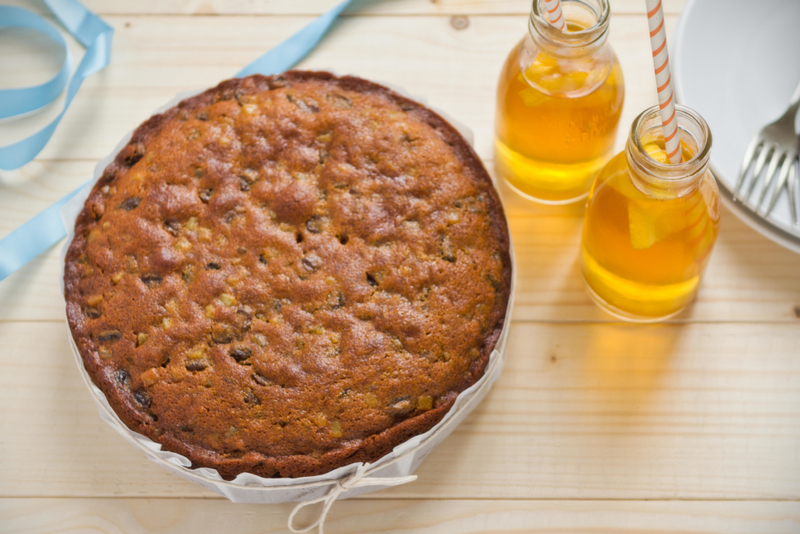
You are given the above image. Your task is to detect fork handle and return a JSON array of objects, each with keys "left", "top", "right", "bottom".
[
  {"left": 791, "top": 79, "right": 800, "bottom": 107},
  {"left": 776, "top": 79, "right": 800, "bottom": 124}
]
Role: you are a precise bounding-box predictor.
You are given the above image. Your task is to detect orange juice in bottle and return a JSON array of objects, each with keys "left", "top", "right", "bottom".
[
  {"left": 580, "top": 105, "right": 720, "bottom": 321},
  {"left": 495, "top": 0, "right": 624, "bottom": 204}
]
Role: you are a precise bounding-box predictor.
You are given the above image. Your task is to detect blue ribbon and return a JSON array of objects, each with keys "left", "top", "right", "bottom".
[
  {"left": 0, "top": 7, "right": 72, "bottom": 120},
  {"left": 0, "top": 0, "right": 114, "bottom": 171},
  {"left": 236, "top": 0, "right": 352, "bottom": 78},
  {"left": 0, "top": 0, "right": 353, "bottom": 283}
]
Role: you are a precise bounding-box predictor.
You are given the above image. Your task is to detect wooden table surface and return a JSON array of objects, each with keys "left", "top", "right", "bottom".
[{"left": 2, "top": 0, "right": 800, "bottom": 532}]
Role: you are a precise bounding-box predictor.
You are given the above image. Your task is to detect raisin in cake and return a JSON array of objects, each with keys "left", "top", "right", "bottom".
[{"left": 64, "top": 71, "right": 512, "bottom": 479}]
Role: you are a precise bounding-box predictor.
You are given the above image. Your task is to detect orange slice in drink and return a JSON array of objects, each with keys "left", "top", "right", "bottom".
[
  {"left": 627, "top": 197, "right": 686, "bottom": 249},
  {"left": 520, "top": 53, "right": 590, "bottom": 99},
  {"left": 626, "top": 143, "right": 700, "bottom": 250},
  {"left": 684, "top": 192, "right": 715, "bottom": 259}
]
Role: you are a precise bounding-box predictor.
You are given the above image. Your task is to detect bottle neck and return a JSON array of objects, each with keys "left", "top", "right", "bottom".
[
  {"left": 528, "top": 0, "right": 610, "bottom": 58},
  {"left": 626, "top": 105, "right": 713, "bottom": 198}
]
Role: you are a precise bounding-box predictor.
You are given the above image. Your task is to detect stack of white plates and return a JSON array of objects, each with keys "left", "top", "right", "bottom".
[{"left": 673, "top": 0, "right": 800, "bottom": 253}]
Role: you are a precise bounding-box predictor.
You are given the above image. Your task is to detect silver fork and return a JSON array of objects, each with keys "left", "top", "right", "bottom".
[{"left": 735, "top": 80, "right": 800, "bottom": 224}]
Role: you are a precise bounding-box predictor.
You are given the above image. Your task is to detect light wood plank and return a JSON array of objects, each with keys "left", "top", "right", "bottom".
[
  {"left": 2, "top": 160, "right": 800, "bottom": 323},
  {"left": 2, "top": 0, "right": 688, "bottom": 16},
  {"left": 2, "top": 321, "right": 800, "bottom": 499},
  {"left": 1, "top": 498, "right": 799, "bottom": 534},
  {"left": 0, "top": 13, "right": 675, "bottom": 165}
]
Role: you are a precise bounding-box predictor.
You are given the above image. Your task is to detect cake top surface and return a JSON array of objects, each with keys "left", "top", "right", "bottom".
[{"left": 64, "top": 71, "right": 511, "bottom": 479}]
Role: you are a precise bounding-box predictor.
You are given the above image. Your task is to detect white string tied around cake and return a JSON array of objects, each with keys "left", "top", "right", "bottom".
[{"left": 288, "top": 464, "right": 418, "bottom": 534}]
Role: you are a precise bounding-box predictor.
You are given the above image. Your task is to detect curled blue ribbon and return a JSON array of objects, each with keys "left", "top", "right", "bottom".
[
  {"left": 0, "top": 0, "right": 353, "bottom": 283},
  {"left": 0, "top": 7, "right": 73, "bottom": 120},
  {"left": 0, "top": 0, "right": 114, "bottom": 171}
]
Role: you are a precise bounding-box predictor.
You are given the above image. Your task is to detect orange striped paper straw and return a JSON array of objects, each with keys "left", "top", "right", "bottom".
[
  {"left": 646, "top": 0, "right": 681, "bottom": 164},
  {"left": 544, "top": 0, "right": 567, "bottom": 31}
]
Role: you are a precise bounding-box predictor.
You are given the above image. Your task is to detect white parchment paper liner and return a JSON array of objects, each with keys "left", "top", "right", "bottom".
[{"left": 59, "top": 78, "right": 516, "bottom": 508}]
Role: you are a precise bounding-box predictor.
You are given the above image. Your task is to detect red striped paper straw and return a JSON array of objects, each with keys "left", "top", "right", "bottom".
[
  {"left": 544, "top": 0, "right": 567, "bottom": 31},
  {"left": 646, "top": 0, "right": 681, "bottom": 164}
]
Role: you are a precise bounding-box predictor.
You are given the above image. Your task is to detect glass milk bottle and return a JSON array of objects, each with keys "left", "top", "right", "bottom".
[
  {"left": 580, "top": 105, "right": 721, "bottom": 321},
  {"left": 495, "top": 0, "right": 625, "bottom": 204}
]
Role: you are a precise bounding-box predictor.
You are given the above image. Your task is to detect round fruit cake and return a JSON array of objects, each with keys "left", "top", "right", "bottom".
[{"left": 64, "top": 71, "right": 512, "bottom": 480}]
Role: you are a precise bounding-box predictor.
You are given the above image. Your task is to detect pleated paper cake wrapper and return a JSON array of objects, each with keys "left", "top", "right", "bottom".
[{"left": 59, "top": 79, "right": 516, "bottom": 505}]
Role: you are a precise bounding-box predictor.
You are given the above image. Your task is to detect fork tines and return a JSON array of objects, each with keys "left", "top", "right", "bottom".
[{"left": 734, "top": 103, "right": 800, "bottom": 225}]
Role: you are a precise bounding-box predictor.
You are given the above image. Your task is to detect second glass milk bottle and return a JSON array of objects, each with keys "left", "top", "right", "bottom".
[
  {"left": 495, "top": 0, "right": 625, "bottom": 204},
  {"left": 580, "top": 105, "right": 720, "bottom": 321}
]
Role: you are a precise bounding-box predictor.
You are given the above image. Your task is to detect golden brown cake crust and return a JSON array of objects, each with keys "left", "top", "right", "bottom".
[{"left": 64, "top": 71, "right": 511, "bottom": 480}]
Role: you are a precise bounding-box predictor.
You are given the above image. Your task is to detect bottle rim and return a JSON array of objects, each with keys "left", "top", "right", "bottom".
[
  {"left": 627, "top": 104, "right": 713, "bottom": 189},
  {"left": 529, "top": 0, "right": 610, "bottom": 48}
]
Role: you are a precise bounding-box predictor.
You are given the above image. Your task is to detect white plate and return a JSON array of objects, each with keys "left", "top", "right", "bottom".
[{"left": 673, "top": 0, "right": 800, "bottom": 254}]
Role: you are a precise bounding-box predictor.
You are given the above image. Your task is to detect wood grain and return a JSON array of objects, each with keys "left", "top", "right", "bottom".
[
  {"left": 2, "top": 321, "right": 799, "bottom": 500},
  {"left": 0, "top": 0, "right": 688, "bottom": 16},
  {"left": 1, "top": 499, "right": 799, "bottom": 534}
]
